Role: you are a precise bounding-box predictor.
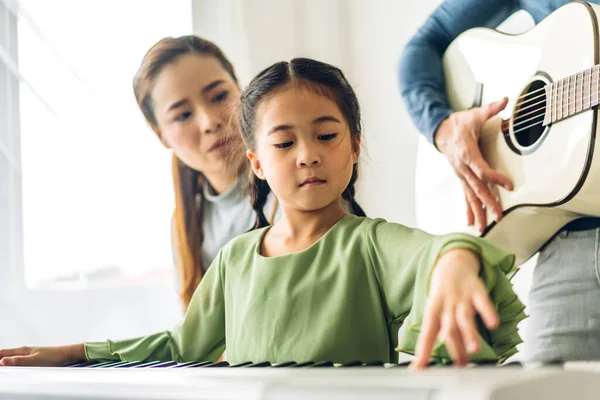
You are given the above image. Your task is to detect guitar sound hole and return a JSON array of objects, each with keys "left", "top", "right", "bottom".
[{"left": 512, "top": 79, "right": 547, "bottom": 148}]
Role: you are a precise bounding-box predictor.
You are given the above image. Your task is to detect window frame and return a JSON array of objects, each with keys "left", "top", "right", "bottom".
[
  {"left": 1, "top": 0, "right": 26, "bottom": 300},
  {"left": 0, "top": 2, "right": 182, "bottom": 345}
]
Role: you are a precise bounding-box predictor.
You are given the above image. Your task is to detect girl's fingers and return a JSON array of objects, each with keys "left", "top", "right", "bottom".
[
  {"left": 0, "top": 355, "right": 35, "bottom": 367},
  {"left": 456, "top": 303, "right": 480, "bottom": 354},
  {"left": 411, "top": 309, "right": 441, "bottom": 369},
  {"left": 473, "top": 290, "right": 500, "bottom": 330},
  {"left": 413, "top": 284, "right": 500, "bottom": 369},
  {"left": 441, "top": 314, "right": 468, "bottom": 367},
  {"left": 0, "top": 347, "right": 30, "bottom": 360}
]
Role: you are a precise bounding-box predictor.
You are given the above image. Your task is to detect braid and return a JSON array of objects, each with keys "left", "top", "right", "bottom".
[
  {"left": 342, "top": 164, "right": 366, "bottom": 217},
  {"left": 250, "top": 172, "right": 272, "bottom": 229}
]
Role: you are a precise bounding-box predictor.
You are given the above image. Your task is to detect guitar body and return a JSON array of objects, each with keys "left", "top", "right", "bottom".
[{"left": 418, "top": 1, "right": 600, "bottom": 264}]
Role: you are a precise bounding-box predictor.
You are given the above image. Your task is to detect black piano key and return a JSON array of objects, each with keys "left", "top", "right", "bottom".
[
  {"left": 501, "top": 361, "right": 523, "bottom": 367},
  {"left": 148, "top": 361, "right": 179, "bottom": 368},
  {"left": 363, "top": 360, "right": 385, "bottom": 367},
  {"left": 132, "top": 361, "right": 164, "bottom": 368},
  {"left": 113, "top": 361, "right": 146, "bottom": 368},
  {"left": 387, "top": 360, "right": 434, "bottom": 368},
  {"left": 273, "top": 362, "right": 297, "bottom": 368},
  {"left": 66, "top": 360, "right": 98, "bottom": 368},
  {"left": 390, "top": 361, "right": 411, "bottom": 368},
  {"left": 203, "top": 361, "right": 230, "bottom": 368},
  {"left": 169, "top": 361, "right": 206, "bottom": 368},
  {"left": 228, "top": 362, "right": 253, "bottom": 368},
  {"left": 98, "top": 361, "right": 132, "bottom": 368},
  {"left": 186, "top": 361, "right": 213, "bottom": 368},
  {"left": 473, "top": 360, "right": 498, "bottom": 366},
  {"left": 246, "top": 362, "right": 271, "bottom": 368},
  {"left": 337, "top": 360, "right": 363, "bottom": 367},
  {"left": 82, "top": 361, "right": 114, "bottom": 368},
  {"left": 87, "top": 361, "right": 125, "bottom": 368},
  {"left": 293, "top": 362, "right": 315, "bottom": 367},
  {"left": 437, "top": 361, "right": 454, "bottom": 367},
  {"left": 312, "top": 361, "right": 334, "bottom": 367}
]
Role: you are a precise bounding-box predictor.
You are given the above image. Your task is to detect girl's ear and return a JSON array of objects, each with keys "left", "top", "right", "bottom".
[
  {"left": 246, "top": 150, "right": 266, "bottom": 180},
  {"left": 151, "top": 124, "right": 171, "bottom": 149},
  {"left": 352, "top": 133, "right": 361, "bottom": 164}
]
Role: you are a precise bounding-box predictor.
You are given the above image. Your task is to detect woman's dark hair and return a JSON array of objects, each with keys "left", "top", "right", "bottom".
[
  {"left": 239, "top": 57, "right": 366, "bottom": 228},
  {"left": 132, "top": 35, "right": 238, "bottom": 311}
]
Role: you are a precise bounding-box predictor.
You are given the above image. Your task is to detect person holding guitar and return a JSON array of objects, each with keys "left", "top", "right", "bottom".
[{"left": 400, "top": 0, "right": 600, "bottom": 363}]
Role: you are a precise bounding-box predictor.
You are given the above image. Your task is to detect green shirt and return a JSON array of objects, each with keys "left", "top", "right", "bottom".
[{"left": 85, "top": 215, "right": 525, "bottom": 364}]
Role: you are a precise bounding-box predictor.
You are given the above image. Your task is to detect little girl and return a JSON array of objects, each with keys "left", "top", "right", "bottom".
[{"left": 0, "top": 58, "right": 524, "bottom": 369}]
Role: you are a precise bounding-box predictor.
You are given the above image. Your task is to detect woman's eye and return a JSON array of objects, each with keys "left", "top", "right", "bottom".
[
  {"left": 175, "top": 111, "right": 191, "bottom": 122},
  {"left": 274, "top": 141, "right": 293, "bottom": 149},
  {"left": 212, "top": 91, "right": 229, "bottom": 103},
  {"left": 318, "top": 133, "right": 337, "bottom": 141}
]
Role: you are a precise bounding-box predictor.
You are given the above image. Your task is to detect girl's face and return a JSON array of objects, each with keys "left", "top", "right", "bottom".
[
  {"left": 150, "top": 54, "right": 240, "bottom": 176},
  {"left": 248, "top": 86, "right": 359, "bottom": 212}
]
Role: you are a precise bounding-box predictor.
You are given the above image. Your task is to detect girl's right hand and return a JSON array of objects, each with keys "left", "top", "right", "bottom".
[
  {"left": 411, "top": 248, "right": 499, "bottom": 369},
  {"left": 0, "top": 344, "right": 86, "bottom": 367}
]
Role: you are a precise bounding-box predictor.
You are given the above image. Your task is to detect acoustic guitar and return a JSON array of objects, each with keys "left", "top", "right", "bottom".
[{"left": 419, "top": 1, "right": 600, "bottom": 265}]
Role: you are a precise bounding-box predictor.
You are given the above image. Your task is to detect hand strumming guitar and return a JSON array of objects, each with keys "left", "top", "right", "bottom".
[{"left": 434, "top": 97, "right": 513, "bottom": 232}]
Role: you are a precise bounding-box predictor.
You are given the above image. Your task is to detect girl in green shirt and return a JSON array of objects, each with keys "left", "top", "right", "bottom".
[{"left": 0, "top": 58, "right": 525, "bottom": 369}]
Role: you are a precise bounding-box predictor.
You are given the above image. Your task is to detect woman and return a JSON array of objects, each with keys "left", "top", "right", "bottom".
[{"left": 133, "top": 35, "right": 280, "bottom": 310}]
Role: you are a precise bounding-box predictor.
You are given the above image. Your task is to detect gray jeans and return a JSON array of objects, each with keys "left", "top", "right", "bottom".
[{"left": 524, "top": 228, "right": 600, "bottom": 362}]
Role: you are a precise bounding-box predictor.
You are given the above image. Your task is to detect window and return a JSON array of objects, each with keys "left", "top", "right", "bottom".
[
  {"left": 0, "top": 0, "right": 25, "bottom": 295},
  {"left": 9, "top": 0, "right": 192, "bottom": 288}
]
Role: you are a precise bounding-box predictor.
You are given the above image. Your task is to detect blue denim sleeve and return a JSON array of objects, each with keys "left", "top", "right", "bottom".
[{"left": 399, "top": 0, "right": 520, "bottom": 145}]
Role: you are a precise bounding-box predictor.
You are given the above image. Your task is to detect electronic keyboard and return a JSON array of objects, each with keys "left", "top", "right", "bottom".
[{"left": 2, "top": 360, "right": 600, "bottom": 399}]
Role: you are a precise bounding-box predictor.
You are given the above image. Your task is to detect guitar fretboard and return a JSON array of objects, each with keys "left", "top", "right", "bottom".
[{"left": 544, "top": 64, "right": 600, "bottom": 125}]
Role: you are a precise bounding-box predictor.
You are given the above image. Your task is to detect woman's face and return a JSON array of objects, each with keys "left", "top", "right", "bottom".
[{"left": 150, "top": 53, "right": 241, "bottom": 176}]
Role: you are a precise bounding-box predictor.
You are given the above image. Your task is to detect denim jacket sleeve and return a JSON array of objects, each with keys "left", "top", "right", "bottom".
[{"left": 399, "top": 0, "right": 520, "bottom": 144}]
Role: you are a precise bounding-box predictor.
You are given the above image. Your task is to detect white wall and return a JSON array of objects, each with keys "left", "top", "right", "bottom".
[{"left": 0, "top": 285, "right": 181, "bottom": 347}]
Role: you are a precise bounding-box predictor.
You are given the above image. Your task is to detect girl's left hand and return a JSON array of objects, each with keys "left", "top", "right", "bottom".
[{"left": 410, "top": 248, "right": 499, "bottom": 369}]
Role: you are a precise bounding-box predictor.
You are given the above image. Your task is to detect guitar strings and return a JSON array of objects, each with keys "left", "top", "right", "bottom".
[
  {"left": 455, "top": 66, "right": 600, "bottom": 136},
  {"left": 511, "top": 66, "right": 599, "bottom": 103},
  {"left": 499, "top": 78, "right": 600, "bottom": 135},
  {"left": 483, "top": 67, "right": 600, "bottom": 127},
  {"left": 509, "top": 79, "right": 599, "bottom": 122},
  {"left": 512, "top": 88, "right": 600, "bottom": 131}
]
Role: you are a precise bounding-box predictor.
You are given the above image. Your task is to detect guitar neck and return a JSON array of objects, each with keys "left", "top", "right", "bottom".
[{"left": 544, "top": 64, "right": 600, "bottom": 125}]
